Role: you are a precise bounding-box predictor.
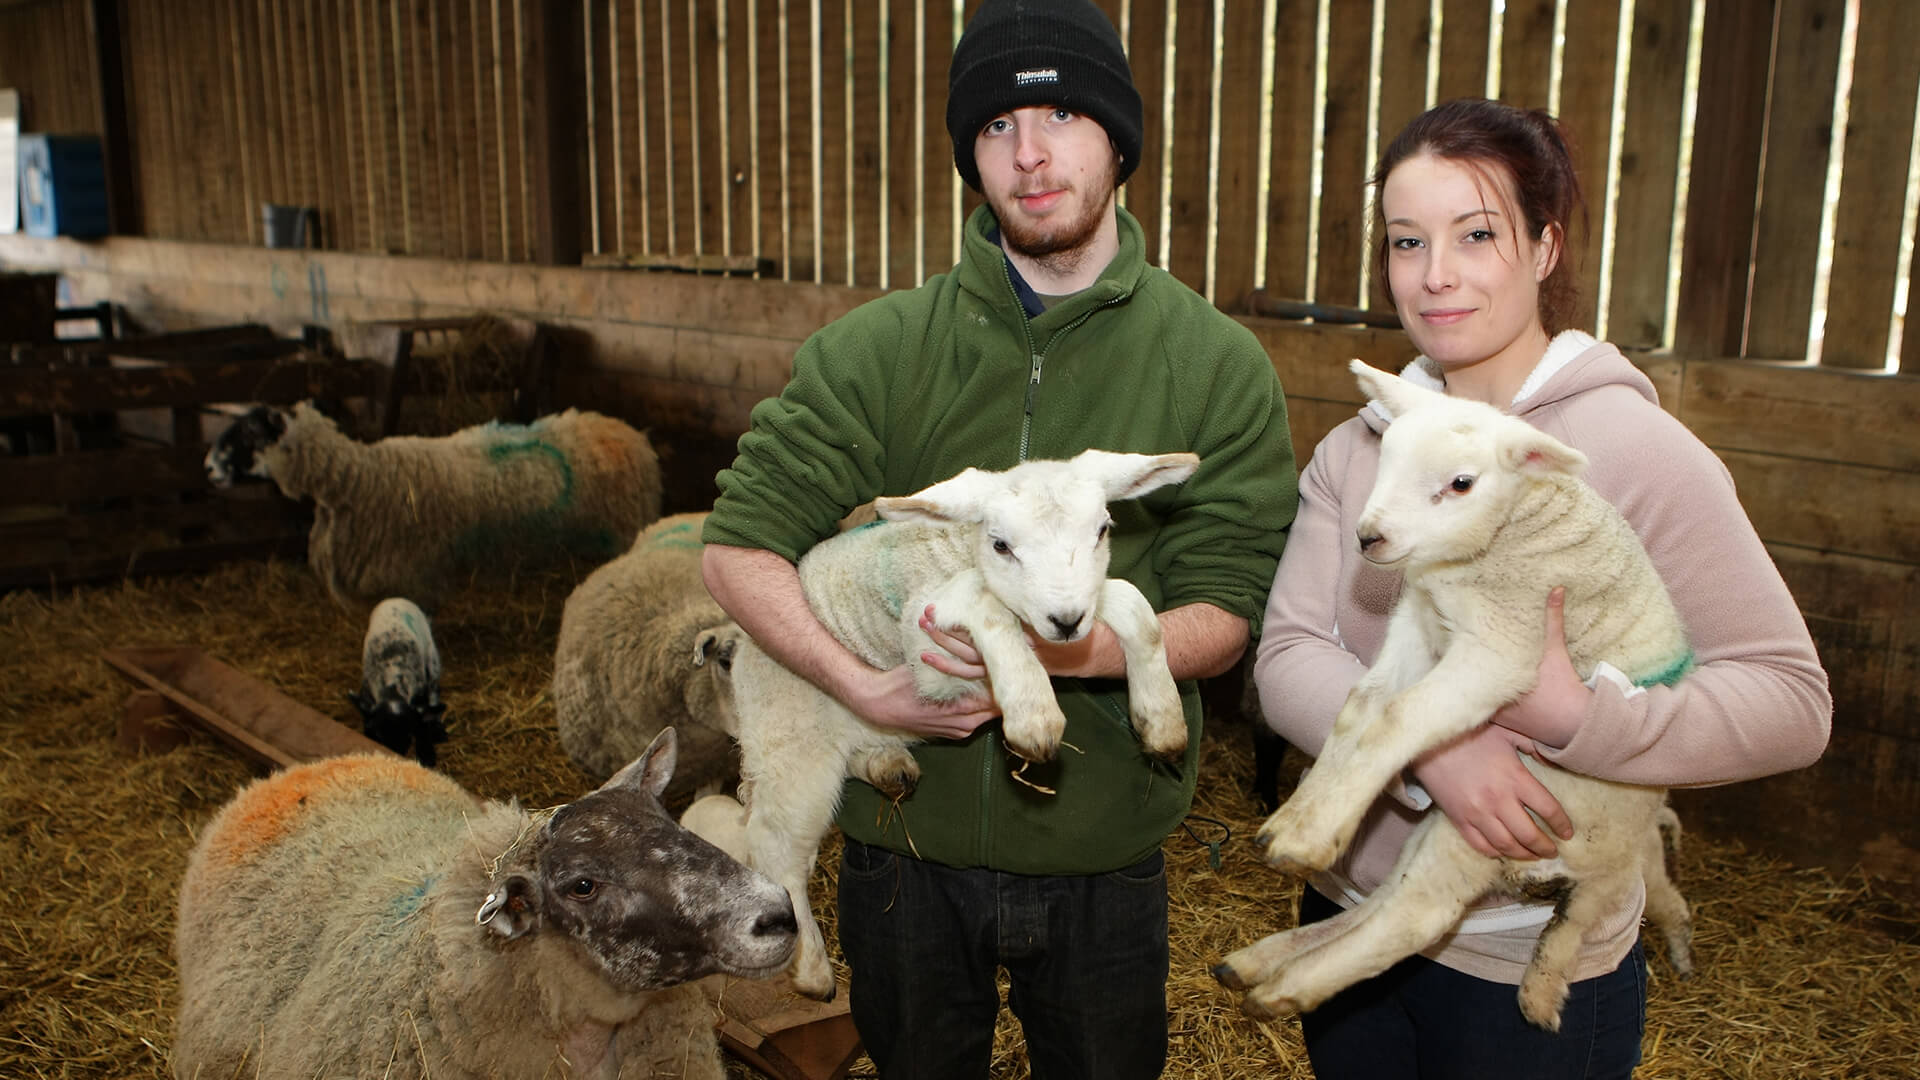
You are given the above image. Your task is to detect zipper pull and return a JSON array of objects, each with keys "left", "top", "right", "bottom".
[{"left": 1029, "top": 354, "right": 1044, "bottom": 384}]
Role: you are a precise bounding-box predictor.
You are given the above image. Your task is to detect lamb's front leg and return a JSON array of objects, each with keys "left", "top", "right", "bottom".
[
  {"left": 1097, "top": 578, "right": 1185, "bottom": 761},
  {"left": 1257, "top": 633, "right": 1533, "bottom": 874},
  {"left": 741, "top": 767, "right": 845, "bottom": 1002},
  {"left": 923, "top": 571, "right": 1064, "bottom": 763}
]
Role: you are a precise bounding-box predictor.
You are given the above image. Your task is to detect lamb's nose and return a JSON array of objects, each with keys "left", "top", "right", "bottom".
[
  {"left": 1047, "top": 613, "right": 1085, "bottom": 640},
  {"left": 1357, "top": 532, "right": 1383, "bottom": 553}
]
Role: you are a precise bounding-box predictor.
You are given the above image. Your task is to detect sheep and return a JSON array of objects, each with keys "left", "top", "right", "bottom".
[
  {"left": 1213, "top": 360, "right": 1696, "bottom": 1030},
  {"left": 347, "top": 597, "right": 450, "bottom": 766},
  {"left": 553, "top": 511, "right": 748, "bottom": 804},
  {"left": 730, "top": 449, "right": 1200, "bottom": 1000},
  {"left": 172, "top": 728, "right": 798, "bottom": 1080},
  {"left": 204, "top": 401, "right": 661, "bottom": 611}
]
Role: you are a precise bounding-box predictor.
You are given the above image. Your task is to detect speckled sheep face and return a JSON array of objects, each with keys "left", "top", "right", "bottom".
[
  {"left": 532, "top": 786, "right": 797, "bottom": 992},
  {"left": 203, "top": 406, "right": 285, "bottom": 488}
]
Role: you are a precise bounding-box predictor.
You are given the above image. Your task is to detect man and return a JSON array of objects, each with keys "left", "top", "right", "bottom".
[{"left": 701, "top": 1, "right": 1296, "bottom": 1075}]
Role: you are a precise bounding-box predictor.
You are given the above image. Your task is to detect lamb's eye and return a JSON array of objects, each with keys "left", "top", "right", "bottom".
[
  {"left": 992, "top": 538, "right": 1012, "bottom": 556},
  {"left": 567, "top": 878, "right": 598, "bottom": 900},
  {"left": 1450, "top": 475, "right": 1475, "bottom": 493},
  {"left": 1096, "top": 520, "right": 1111, "bottom": 541}
]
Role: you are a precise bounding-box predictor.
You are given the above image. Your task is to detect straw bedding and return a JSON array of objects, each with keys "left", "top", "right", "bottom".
[{"left": 2, "top": 559, "right": 1914, "bottom": 1079}]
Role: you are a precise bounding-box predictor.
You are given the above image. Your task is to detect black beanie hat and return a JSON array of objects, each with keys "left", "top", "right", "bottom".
[{"left": 946, "top": 0, "right": 1144, "bottom": 193}]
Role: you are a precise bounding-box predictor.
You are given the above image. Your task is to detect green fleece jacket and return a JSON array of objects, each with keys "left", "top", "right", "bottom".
[{"left": 704, "top": 204, "right": 1296, "bottom": 874}]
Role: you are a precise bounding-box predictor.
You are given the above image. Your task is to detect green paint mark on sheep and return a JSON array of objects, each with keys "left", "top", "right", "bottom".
[
  {"left": 1634, "top": 651, "right": 1695, "bottom": 689},
  {"left": 642, "top": 522, "right": 703, "bottom": 551},
  {"left": 388, "top": 874, "right": 440, "bottom": 923},
  {"left": 487, "top": 438, "right": 575, "bottom": 507}
]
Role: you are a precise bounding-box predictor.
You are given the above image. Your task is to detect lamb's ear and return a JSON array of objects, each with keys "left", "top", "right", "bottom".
[
  {"left": 1499, "top": 423, "right": 1588, "bottom": 477},
  {"left": 601, "top": 726, "right": 677, "bottom": 799},
  {"left": 877, "top": 466, "right": 997, "bottom": 524},
  {"left": 1349, "top": 359, "right": 1446, "bottom": 418},
  {"left": 1072, "top": 449, "right": 1201, "bottom": 501},
  {"left": 476, "top": 874, "right": 540, "bottom": 939},
  {"left": 691, "top": 627, "right": 738, "bottom": 672}
]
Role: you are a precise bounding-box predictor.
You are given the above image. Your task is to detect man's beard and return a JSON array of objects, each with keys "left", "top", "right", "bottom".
[{"left": 992, "top": 156, "right": 1119, "bottom": 276}]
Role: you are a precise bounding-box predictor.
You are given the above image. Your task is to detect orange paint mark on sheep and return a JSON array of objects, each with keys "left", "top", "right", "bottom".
[{"left": 204, "top": 755, "right": 434, "bottom": 867}]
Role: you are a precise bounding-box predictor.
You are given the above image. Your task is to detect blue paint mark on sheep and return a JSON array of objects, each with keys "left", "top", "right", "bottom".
[
  {"left": 388, "top": 874, "right": 440, "bottom": 923},
  {"left": 1634, "top": 651, "right": 1695, "bottom": 689}
]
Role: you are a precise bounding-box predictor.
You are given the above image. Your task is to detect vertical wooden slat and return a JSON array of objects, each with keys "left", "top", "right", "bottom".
[
  {"left": 815, "top": 0, "right": 847, "bottom": 284},
  {"left": 666, "top": 0, "right": 695, "bottom": 258},
  {"left": 1126, "top": 0, "right": 1168, "bottom": 268},
  {"left": 1315, "top": 1, "right": 1370, "bottom": 306},
  {"left": 294, "top": 0, "right": 323, "bottom": 234},
  {"left": 1497, "top": 0, "right": 1554, "bottom": 109},
  {"left": 1745, "top": 0, "right": 1844, "bottom": 360},
  {"left": 884, "top": 0, "right": 916, "bottom": 286},
  {"left": 1211, "top": 0, "right": 1267, "bottom": 310},
  {"left": 1436, "top": 0, "right": 1492, "bottom": 102},
  {"left": 612, "top": 0, "right": 638, "bottom": 254},
  {"left": 1376, "top": 0, "right": 1433, "bottom": 151},
  {"left": 694, "top": 0, "right": 726, "bottom": 261},
  {"left": 1605, "top": 0, "right": 1689, "bottom": 349},
  {"left": 1263, "top": 0, "right": 1317, "bottom": 300},
  {"left": 1904, "top": 233, "right": 1920, "bottom": 372},
  {"left": 917, "top": 0, "right": 955, "bottom": 279},
  {"left": 87, "top": 0, "right": 139, "bottom": 235},
  {"left": 722, "top": 0, "right": 753, "bottom": 261},
  {"left": 527, "top": 0, "right": 583, "bottom": 264},
  {"left": 1163, "top": 0, "right": 1214, "bottom": 293},
  {"left": 156, "top": 2, "right": 189, "bottom": 237},
  {"left": 1556, "top": 0, "right": 1623, "bottom": 332},
  {"left": 471, "top": 0, "right": 498, "bottom": 259},
  {"left": 1820, "top": 0, "right": 1920, "bottom": 370},
  {"left": 315, "top": 0, "right": 351, "bottom": 249},
  {"left": 849, "top": 0, "right": 883, "bottom": 284},
  {"left": 586, "top": 0, "right": 614, "bottom": 255},
  {"left": 757, "top": 0, "right": 789, "bottom": 276},
  {"left": 1674, "top": 0, "right": 1773, "bottom": 358}
]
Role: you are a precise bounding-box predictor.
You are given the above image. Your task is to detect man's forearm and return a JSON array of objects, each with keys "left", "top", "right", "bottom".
[
  {"left": 702, "top": 543, "right": 869, "bottom": 703},
  {"left": 1161, "top": 602, "right": 1249, "bottom": 680}
]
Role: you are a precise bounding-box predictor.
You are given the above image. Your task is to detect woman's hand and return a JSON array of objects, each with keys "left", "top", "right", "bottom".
[
  {"left": 1411, "top": 724, "right": 1574, "bottom": 860},
  {"left": 1493, "top": 587, "right": 1592, "bottom": 749}
]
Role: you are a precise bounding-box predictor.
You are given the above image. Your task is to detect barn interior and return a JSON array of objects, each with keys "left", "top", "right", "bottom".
[{"left": 2, "top": 1, "right": 1917, "bottom": 1078}]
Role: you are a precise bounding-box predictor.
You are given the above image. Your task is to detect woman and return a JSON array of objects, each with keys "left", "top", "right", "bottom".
[{"left": 1252, "top": 98, "right": 1831, "bottom": 1079}]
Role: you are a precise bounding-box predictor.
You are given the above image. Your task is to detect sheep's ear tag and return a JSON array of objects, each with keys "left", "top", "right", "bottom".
[{"left": 476, "top": 876, "right": 538, "bottom": 939}]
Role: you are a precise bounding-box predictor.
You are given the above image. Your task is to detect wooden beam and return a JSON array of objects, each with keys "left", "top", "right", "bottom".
[
  {"left": 1673, "top": 0, "right": 1775, "bottom": 356},
  {"left": 527, "top": 0, "right": 584, "bottom": 266},
  {"left": 86, "top": 0, "right": 140, "bottom": 236}
]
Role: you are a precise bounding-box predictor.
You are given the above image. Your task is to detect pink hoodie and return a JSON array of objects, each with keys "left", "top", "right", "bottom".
[{"left": 1253, "top": 332, "right": 1832, "bottom": 984}]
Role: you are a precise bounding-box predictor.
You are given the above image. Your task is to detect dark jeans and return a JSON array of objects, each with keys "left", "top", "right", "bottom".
[
  {"left": 837, "top": 837, "right": 1170, "bottom": 1080},
  {"left": 1297, "top": 887, "right": 1647, "bottom": 1080}
]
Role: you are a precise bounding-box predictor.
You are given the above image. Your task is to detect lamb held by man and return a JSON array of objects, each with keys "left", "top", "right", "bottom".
[
  {"left": 1213, "top": 359, "right": 1696, "bottom": 1030},
  {"left": 204, "top": 401, "right": 661, "bottom": 612},
  {"left": 729, "top": 449, "right": 1198, "bottom": 1000},
  {"left": 172, "top": 728, "right": 797, "bottom": 1079}
]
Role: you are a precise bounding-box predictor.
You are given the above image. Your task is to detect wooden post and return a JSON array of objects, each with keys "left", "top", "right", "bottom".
[
  {"left": 86, "top": 0, "right": 140, "bottom": 236},
  {"left": 527, "top": 0, "right": 585, "bottom": 266},
  {"left": 1673, "top": 0, "right": 1776, "bottom": 358}
]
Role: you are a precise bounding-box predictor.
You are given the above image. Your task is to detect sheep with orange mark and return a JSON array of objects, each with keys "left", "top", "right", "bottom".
[
  {"left": 204, "top": 401, "right": 661, "bottom": 612},
  {"left": 172, "top": 729, "right": 797, "bottom": 1080},
  {"left": 554, "top": 511, "right": 748, "bottom": 803}
]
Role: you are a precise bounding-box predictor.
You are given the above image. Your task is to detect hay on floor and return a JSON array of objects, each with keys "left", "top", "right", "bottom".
[{"left": 2, "top": 559, "right": 1914, "bottom": 1079}]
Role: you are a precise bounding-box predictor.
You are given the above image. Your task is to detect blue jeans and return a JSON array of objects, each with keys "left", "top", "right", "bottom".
[
  {"left": 1297, "top": 887, "right": 1647, "bottom": 1080},
  {"left": 837, "top": 838, "right": 1170, "bottom": 1080}
]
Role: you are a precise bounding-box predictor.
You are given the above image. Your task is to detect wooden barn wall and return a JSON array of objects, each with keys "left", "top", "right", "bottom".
[
  {"left": 2, "top": 0, "right": 1918, "bottom": 877},
  {"left": 0, "top": 0, "right": 99, "bottom": 135}
]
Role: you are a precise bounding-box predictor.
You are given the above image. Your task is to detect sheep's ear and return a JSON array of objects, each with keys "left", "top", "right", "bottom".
[
  {"left": 1349, "top": 359, "right": 1445, "bottom": 418},
  {"left": 877, "top": 467, "right": 997, "bottom": 524},
  {"left": 1500, "top": 423, "right": 1588, "bottom": 477},
  {"left": 601, "top": 727, "right": 677, "bottom": 799},
  {"left": 476, "top": 874, "right": 540, "bottom": 939},
  {"left": 691, "top": 627, "right": 738, "bottom": 672},
  {"left": 1072, "top": 449, "right": 1201, "bottom": 501}
]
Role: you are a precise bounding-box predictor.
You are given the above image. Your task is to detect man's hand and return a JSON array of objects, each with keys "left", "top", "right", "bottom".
[
  {"left": 1411, "top": 724, "right": 1575, "bottom": 860},
  {"left": 842, "top": 661, "right": 1000, "bottom": 740},
  {"left": 917, "top": 604, "right": 1111, "bottom": 681}
]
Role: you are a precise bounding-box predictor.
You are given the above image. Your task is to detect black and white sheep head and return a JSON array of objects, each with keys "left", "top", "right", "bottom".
[
  {"left": 1350, "top": 359, "right": 1588, "bottom": 570},
  {"left": 203, "top": 405, "right": 287, "bottom": 489},
  {"left": 474, "top": 727, "right": 797, "bottom": 991},
  {"left": 349, "top": 598, "right": 450, "bottom": 766},
  {"left": 873, "top": 449, "right": 1200, "bottom": 645}
]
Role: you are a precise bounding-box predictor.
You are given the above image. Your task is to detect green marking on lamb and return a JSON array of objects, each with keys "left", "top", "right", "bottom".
[
  {"left": 488, "top": 438, "right": 575, "bottom": 506},
  {"left": 388, "top": 874, "right": 440, "bottom": 923},
  {"left": 1634, "top": 650, "right": 1696, "bottom": 689},
  {"left": 642, "top": 522, "right": 703, "bottom": 551}
]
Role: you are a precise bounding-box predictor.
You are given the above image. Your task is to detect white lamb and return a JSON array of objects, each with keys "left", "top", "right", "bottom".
[
  {"left": 1214, "top": 360, "right": 1696, "bottom": 1030},
  {"left": 204, "top": 401, "right": 661, "bottom": 611},
  {"left": 173, "top": 728, "right": 797, "bottom": 1080},
  {"left": 554, "top": 511, "right": 748, "bottom": 803},
  {"left": 732, "top": 449, "right": 1199, "bottom": 1000}
]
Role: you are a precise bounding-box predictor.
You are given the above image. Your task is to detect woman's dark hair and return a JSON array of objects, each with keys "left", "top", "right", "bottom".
[{"left": 1371, "top": 98, "right": 1589, "bottom": 333}]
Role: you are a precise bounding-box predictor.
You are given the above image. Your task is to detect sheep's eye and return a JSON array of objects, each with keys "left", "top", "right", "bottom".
[
  {"left": 1450, "top": 475, "right": 1475, "bottom": 494},
  {"left": 567, "top": 878, "right": 598, "bottom": 900},
  {"left": 1096, "top": 520, "right": 1111, "bottom": 542},
  {"left": 992, "top": 538, "right": 1013, "bottom": 557}
]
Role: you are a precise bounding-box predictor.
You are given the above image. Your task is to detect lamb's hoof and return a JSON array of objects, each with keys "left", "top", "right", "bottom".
[
  {"left": 1255, "top": 828, "right": 1335, "bottom": 876},
  {"left": 1137, "top": 719, "right": 1188, "bottom": 762},
  {"left": 1001, "top": 706, "right": 1066, "bottom": 764},
  {"left": 1003, "top": 731, "right": 1061, "bottom": 766},
  {"left": 1240, "top": 986, "right": 1301, "bottom": 1022},
  {"left": 790, "top": 967, "right": 838, "bottom": 1003},
  {"left": 854, "top": 748, "right": 921, "bottom": 799},
  {"left": 1210, "top": 962, "right": 1251, "bottom": 991},
  {"left": 1517, "top": 983, "right": 1568, "bottom": 1033}
]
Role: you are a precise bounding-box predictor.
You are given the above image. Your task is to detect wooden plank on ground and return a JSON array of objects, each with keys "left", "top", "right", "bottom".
[
  {"left": 713, "top": 975, "right": 862, "bottom": 1080},
  {"left": 101, "top": 645, "right": 392, "bottom": 769},
  {"left": 1605, "top": 0, "right": 1690, "bottom": 348},
  {"left": 1745, "top": 0, "right": 1845, "bottom": 361},
  {"left": 1818, "top": 0, "right": 1920, "bottom": 370}
]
